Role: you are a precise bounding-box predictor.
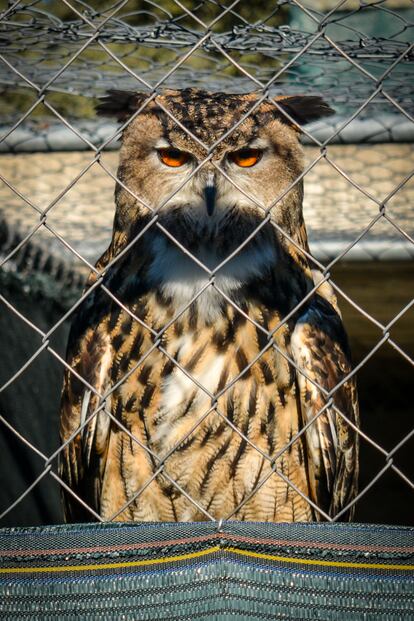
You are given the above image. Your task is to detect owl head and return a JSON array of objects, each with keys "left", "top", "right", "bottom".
[{"left": 98, "top": 88, "right": 333, "bottom": 253}]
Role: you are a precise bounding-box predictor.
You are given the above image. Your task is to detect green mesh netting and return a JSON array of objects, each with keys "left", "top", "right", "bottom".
[{"left": 1, "top": 521, "right": 413, "bottom": 620}]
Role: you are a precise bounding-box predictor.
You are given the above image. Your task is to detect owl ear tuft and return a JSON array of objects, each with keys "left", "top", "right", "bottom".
[
  {"left": 274, "top": 95, "right": 335, "bottom": 127},
  {"left": 96, "top": 90, "right": 150, "bottom": 122}
]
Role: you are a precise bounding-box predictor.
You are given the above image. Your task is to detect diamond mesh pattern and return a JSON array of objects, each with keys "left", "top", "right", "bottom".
[{"left": 0, "top": 0, "right": 413, "bottom": 526}]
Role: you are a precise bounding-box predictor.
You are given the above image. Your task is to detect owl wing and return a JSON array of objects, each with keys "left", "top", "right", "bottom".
[
  {"left": 59, "top": 246, "right": 116, "bottom": 522},
  {"left": 291, "top": 289, "right": 359, "bottom": 521}
]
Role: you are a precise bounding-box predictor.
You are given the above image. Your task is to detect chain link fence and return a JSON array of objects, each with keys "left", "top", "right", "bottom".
[{"left": 0, "top": 0, "right": 413, "bottom": 527}]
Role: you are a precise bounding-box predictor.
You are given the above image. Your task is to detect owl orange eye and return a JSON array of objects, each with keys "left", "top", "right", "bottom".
[
  {"left": 229, "top": 148, "right": 262, "bottom": 168},
  {"left": 158, "top": 148, "right": 190, "bottom": 167}
]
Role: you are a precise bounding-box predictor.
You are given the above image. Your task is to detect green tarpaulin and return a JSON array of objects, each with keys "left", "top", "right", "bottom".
[{"left": 1, "top": 521, "right": 413, "bottom": 620}]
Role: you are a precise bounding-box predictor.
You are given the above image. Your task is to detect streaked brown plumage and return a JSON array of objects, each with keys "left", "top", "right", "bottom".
[{"left": 59, "top": 88, "right": 359, "bottom": 523}]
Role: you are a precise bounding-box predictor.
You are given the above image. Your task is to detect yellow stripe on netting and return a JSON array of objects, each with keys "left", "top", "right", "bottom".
[
  {"left": 0, "top": 546, "right": 221, "bottom": 574},
  {"left": 226, "top": 547, "right": 414, "bottom": 571},
  {"left": 1, "top": 544, "right": 413, "bottom": 575}
]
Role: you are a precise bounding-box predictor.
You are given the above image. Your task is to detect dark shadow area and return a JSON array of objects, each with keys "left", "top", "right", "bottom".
[
  {"left": 0, "top": 283, "right": 66, "bottom": 526},
  {"left": 333, "top": 262, "right": 414, "bottom": 526}
]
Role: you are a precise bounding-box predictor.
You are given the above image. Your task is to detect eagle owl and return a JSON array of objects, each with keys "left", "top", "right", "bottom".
[{"left": 59, "top": 89, "right": 359, "bottom": 523}]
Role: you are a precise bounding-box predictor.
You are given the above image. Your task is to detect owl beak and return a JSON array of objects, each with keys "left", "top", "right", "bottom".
[{"left": 204, "top": 175, "right": 216, "bottom": 217}]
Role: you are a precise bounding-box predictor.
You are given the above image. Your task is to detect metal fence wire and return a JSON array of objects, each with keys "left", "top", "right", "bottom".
[{"left": 0, "top": 0, "right": 413, "bottom": 526}]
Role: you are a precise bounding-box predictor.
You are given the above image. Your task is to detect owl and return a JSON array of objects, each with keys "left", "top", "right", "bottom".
[{"left": 59, "top": 88, "right": 359, "bottom": 523}]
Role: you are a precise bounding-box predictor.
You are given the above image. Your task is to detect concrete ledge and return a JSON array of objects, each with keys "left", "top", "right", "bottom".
[{"left": 1, "top": 115, "right": 413, "bottom": 153}]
